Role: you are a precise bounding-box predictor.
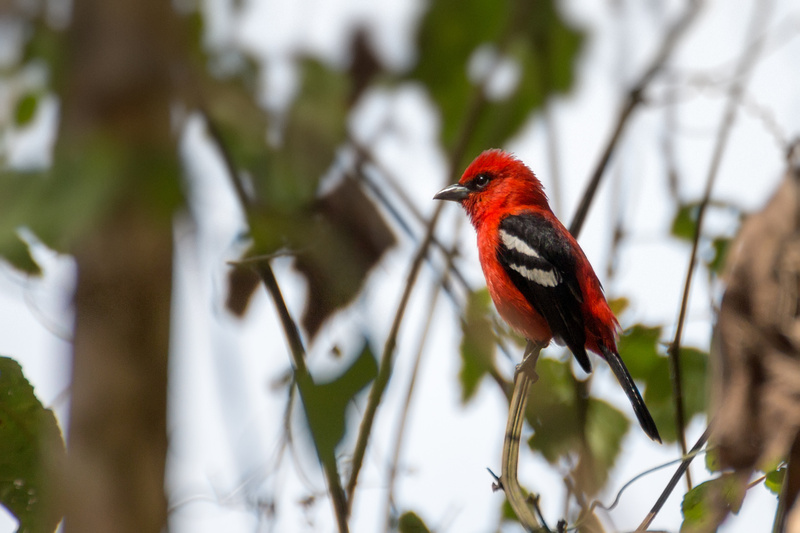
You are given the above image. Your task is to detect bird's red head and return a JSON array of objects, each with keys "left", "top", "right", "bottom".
[{"left": 434, "top": 149, "right": 550, "bottom": 227}]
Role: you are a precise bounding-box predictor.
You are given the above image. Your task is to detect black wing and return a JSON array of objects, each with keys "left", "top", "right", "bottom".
[{"left": 497, "top": 213, "right": 591, "bottom": 372}]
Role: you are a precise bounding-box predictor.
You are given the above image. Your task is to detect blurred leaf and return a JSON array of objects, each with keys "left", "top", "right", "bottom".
[
  {"left": 207, "top": 55, "right": 376, "bottom": 335},
  {"left": 0, "top": 132, "right": 182, "bottom": 276},
  {"left": 398, "top": 511, "right": 431, "bottom": 533},
  {"left": 201, "top": 75, "right": 273, "bottom": 189},
  {"left": 708, "top": 237, "right": 730, "bottom": 274},
  {"left": 0, "top": 356, "right": 65, "bottom": 533},
  {"left": 276, "top": 59, "right": 349, "bottom": 204},
  {"left": 14, "top": 93, "right": 39, "bottom": 127},
  {"left": 617, "top": 324, "right": 662, "bottom": 382},
  {"left": 526, "top": 357, "right": 581, "bottom": 462},
  {"left": 644, "top": 351, "right": 707, "bottom": 444},
  {"left": 0, "top": 233, "right": 41, "bottom": 275},
  {"left": 680, "top": 347, "right": 708, "bottom": 419},
  {"left": 412, "top": 0, "right": 502, "bottom": 149},
  {"left": 671, "top": 202, "right": 700, "bottom": 242},
  {"left": 225, "top": 265, "right": 260, "bottom": 317},
  {"left": 203, "top": 57, "right": 347, "bottom": 213},
  {"left": 705, "top": 447, "right": 722, "bottom": 473},
  {"left": 765, "top": 466, "right": 785, "bottom": 495},
  {"left": 617, "top": 325, "right": 708, "bottom": 443},
  {"left": 573, "top": 400, "right": 630, "bottom": 495},
  {"left": 640, "top": 356, "right": 677, "bottom": 442},
  {"left": 347, "top": 29, "right": 382, "bottom": 106},
  {"left": 500, "top": 498, "right": 519, "bottom": 522},
  {"left": 23, "top": 22, "right": 66, "bottom": 86},
  {"left": 608, "top": 296, "right": 630, "bottom": 317},
  {"left": 525, "top": 357, "right": 628, "bottom": 494},
  {"left": 300, "top": 342, "right": 378, "bottom": 460},
  {"left": 0, "top": 153, "right": 118, "bottom": 273},
  {"left": 294, "top": 177, "right": 396, "bottom": 338},
  {"left": 681, "top": 474, "right": 745, "bottom": 532},
  {"left": 459, "top": 288, "right": 497, "bottom": 403},
  {"left": 411, "top": 0, "right": 583, "bottom": 168}
]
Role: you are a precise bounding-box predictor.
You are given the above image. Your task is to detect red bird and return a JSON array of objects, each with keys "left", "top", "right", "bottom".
[{"left": 434, "top": 149, "right": 660, "bottom": 442}]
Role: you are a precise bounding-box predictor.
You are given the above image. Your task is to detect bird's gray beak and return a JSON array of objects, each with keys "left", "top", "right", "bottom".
[{"left": 433, "top": 183, "right": 470, "bottom": 202}]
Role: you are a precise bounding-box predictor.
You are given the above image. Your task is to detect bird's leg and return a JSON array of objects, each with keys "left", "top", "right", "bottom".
[{"left": 516, "top": 340, "right": 545, "bottom": 382}]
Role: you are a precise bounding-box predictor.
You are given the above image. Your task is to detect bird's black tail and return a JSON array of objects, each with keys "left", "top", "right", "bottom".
[{"left": 601, "top": 345, "right": 661, "bottom": 443}]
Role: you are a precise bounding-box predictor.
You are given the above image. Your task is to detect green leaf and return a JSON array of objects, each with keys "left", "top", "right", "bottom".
[
  {"left": 671, "top": 202, "right": 700, "bottom": 242},
  {"left": 0, "top": 356, "right": 65, "bottom": 533},
  {"left": 708, "top": 237, "right": 730, "bottom": 274},
  {"left": 573, "top": 399, "right": 630, "bottom": 495},
  {"left": 398, "top": 511, "right": 431, "bottom": 533},
  {"left": 644, "top": 350, "right": 708, "bottom": 444},
  {"left": 705, "top": 447, "right": 722, "bottom": 473},
  {"left": 204, "top": 57, "right": 347, "bottom": 216},
  {"left": 0, "top": 134, "right": 181, "bottom": 270},
  {"left": 617, "top": 325, "right": 709, "bottom": 444},
  {"left": 0, "top": 233, "right": 41, "bottom": 275},
  {"left": 14, "top": 93, "right": 39, "bottom": 127},
  {"left": 459, "top": 289, "right": 497, "bottom": 403},
  {"left": 411, "top": 0, "right": 583, "bottom": 168},
  {"left": 765, "top": 466, "right": 785, "bottom": 495},
  {"left": 681, "top": 474, "right": 745, "bottom": 532},
  {"left": 617, "top": 324, "right": 662, "bottom": 382},
  {"left": 608, "top": 296, "right": 630, "bottom": 317},
  {"left": 292, "top": 178, "right": 396, "bottom": 338},
  {"left": 500, "top": 498, "right": 519, "bottom": 522},
  {"left": 525, "top": 357, "right": 628, "bottom": 494},
  {"left": 680, "top": 347, "right": 708, "bottom": 420},
  {"left": 279, "top": 59, "right": 349, "bottom": 199},
  {"left": 23, "top": 23, "right": 66, "bottom": 86},
  {"left": 526, "top": 358, "right": 581, "bottom": 463},
  {"left": 299, "top": 342, "right": 378, "bottom": 460}
]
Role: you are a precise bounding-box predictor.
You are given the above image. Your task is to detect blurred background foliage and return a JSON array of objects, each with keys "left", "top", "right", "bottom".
[{"left": 0, "top": 0, "right": 793, "bottom": 531}]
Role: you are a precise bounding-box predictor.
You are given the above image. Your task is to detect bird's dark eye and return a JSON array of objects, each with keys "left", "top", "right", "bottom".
[{"left": 473, "top": 173, "right": 490, "bottom": 189}]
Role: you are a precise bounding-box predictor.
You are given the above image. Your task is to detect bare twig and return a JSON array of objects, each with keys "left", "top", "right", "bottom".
[
  {"left": 381, "top": 242, "right": 453, "bottom": 533},
  {"left": 203, "top": 109, "right": 352, "bottom": 532},
  {"left": 499, "top": 340, "right": 548, "bottom": 532},
  {"left": 345, "top": 79, "right": 490, "bottom": 511},
  {"left": 636, "top": 424, "right": 712, "bottom": 531},
  {"left": 666, "top": 0, "right": 772, "bottom": 491},
  {"left": 255, "top": 263, "right": 350, "bottom": 533},
  {"left": 203, "top": 111, "right": 252, "bottom": 211},
  {"left": 256, "top": 265, "right": 307, "bottom": 373},
  {"left": 568, "top": 0, "right": 703, "bottom": 237},
  {"left": 349, "top": 149, "right": 473, "bottom": 295},
  {"left": 345, "top": 199, "right": 445, "bottom": 508}
]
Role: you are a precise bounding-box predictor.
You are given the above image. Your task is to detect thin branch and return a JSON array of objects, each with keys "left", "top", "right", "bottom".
[
  {"left": 203, "top": 111, "right": 252, "bottom": 211},
  {"left": 382, "top": 246, "right": 452, "bottom": 533},
  {"left": 344, "top": 65, "right": 491, "bottom": 511},
  {"left": 255, "top": 264, "right": 307, "bottom": 373},
  {"left": 568, "top": 0, "right": 703, "bottom": 237},
  {"left": 345, "top": 199, "right": 444, "bottom": 508},
  {"left": 590, "top": 441, "right": 708, "bottom": 515},
  {"left": 499, "top": 340, "right": 548, "bottom": 532},
  {"left": 636, "top": 424, "right": 712, "bottom": 532},
  {"left": 349, "top": 151, "right": 473, "bottom": 295},
  {"left": 666, "top": 0, "right": 772, "bottom": 491},
  {"left": 254, "top": 263, "right": 350, "bottom": 533},
  {"left": 203, "top": 109, "right": 352, "bottom": 531}
]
